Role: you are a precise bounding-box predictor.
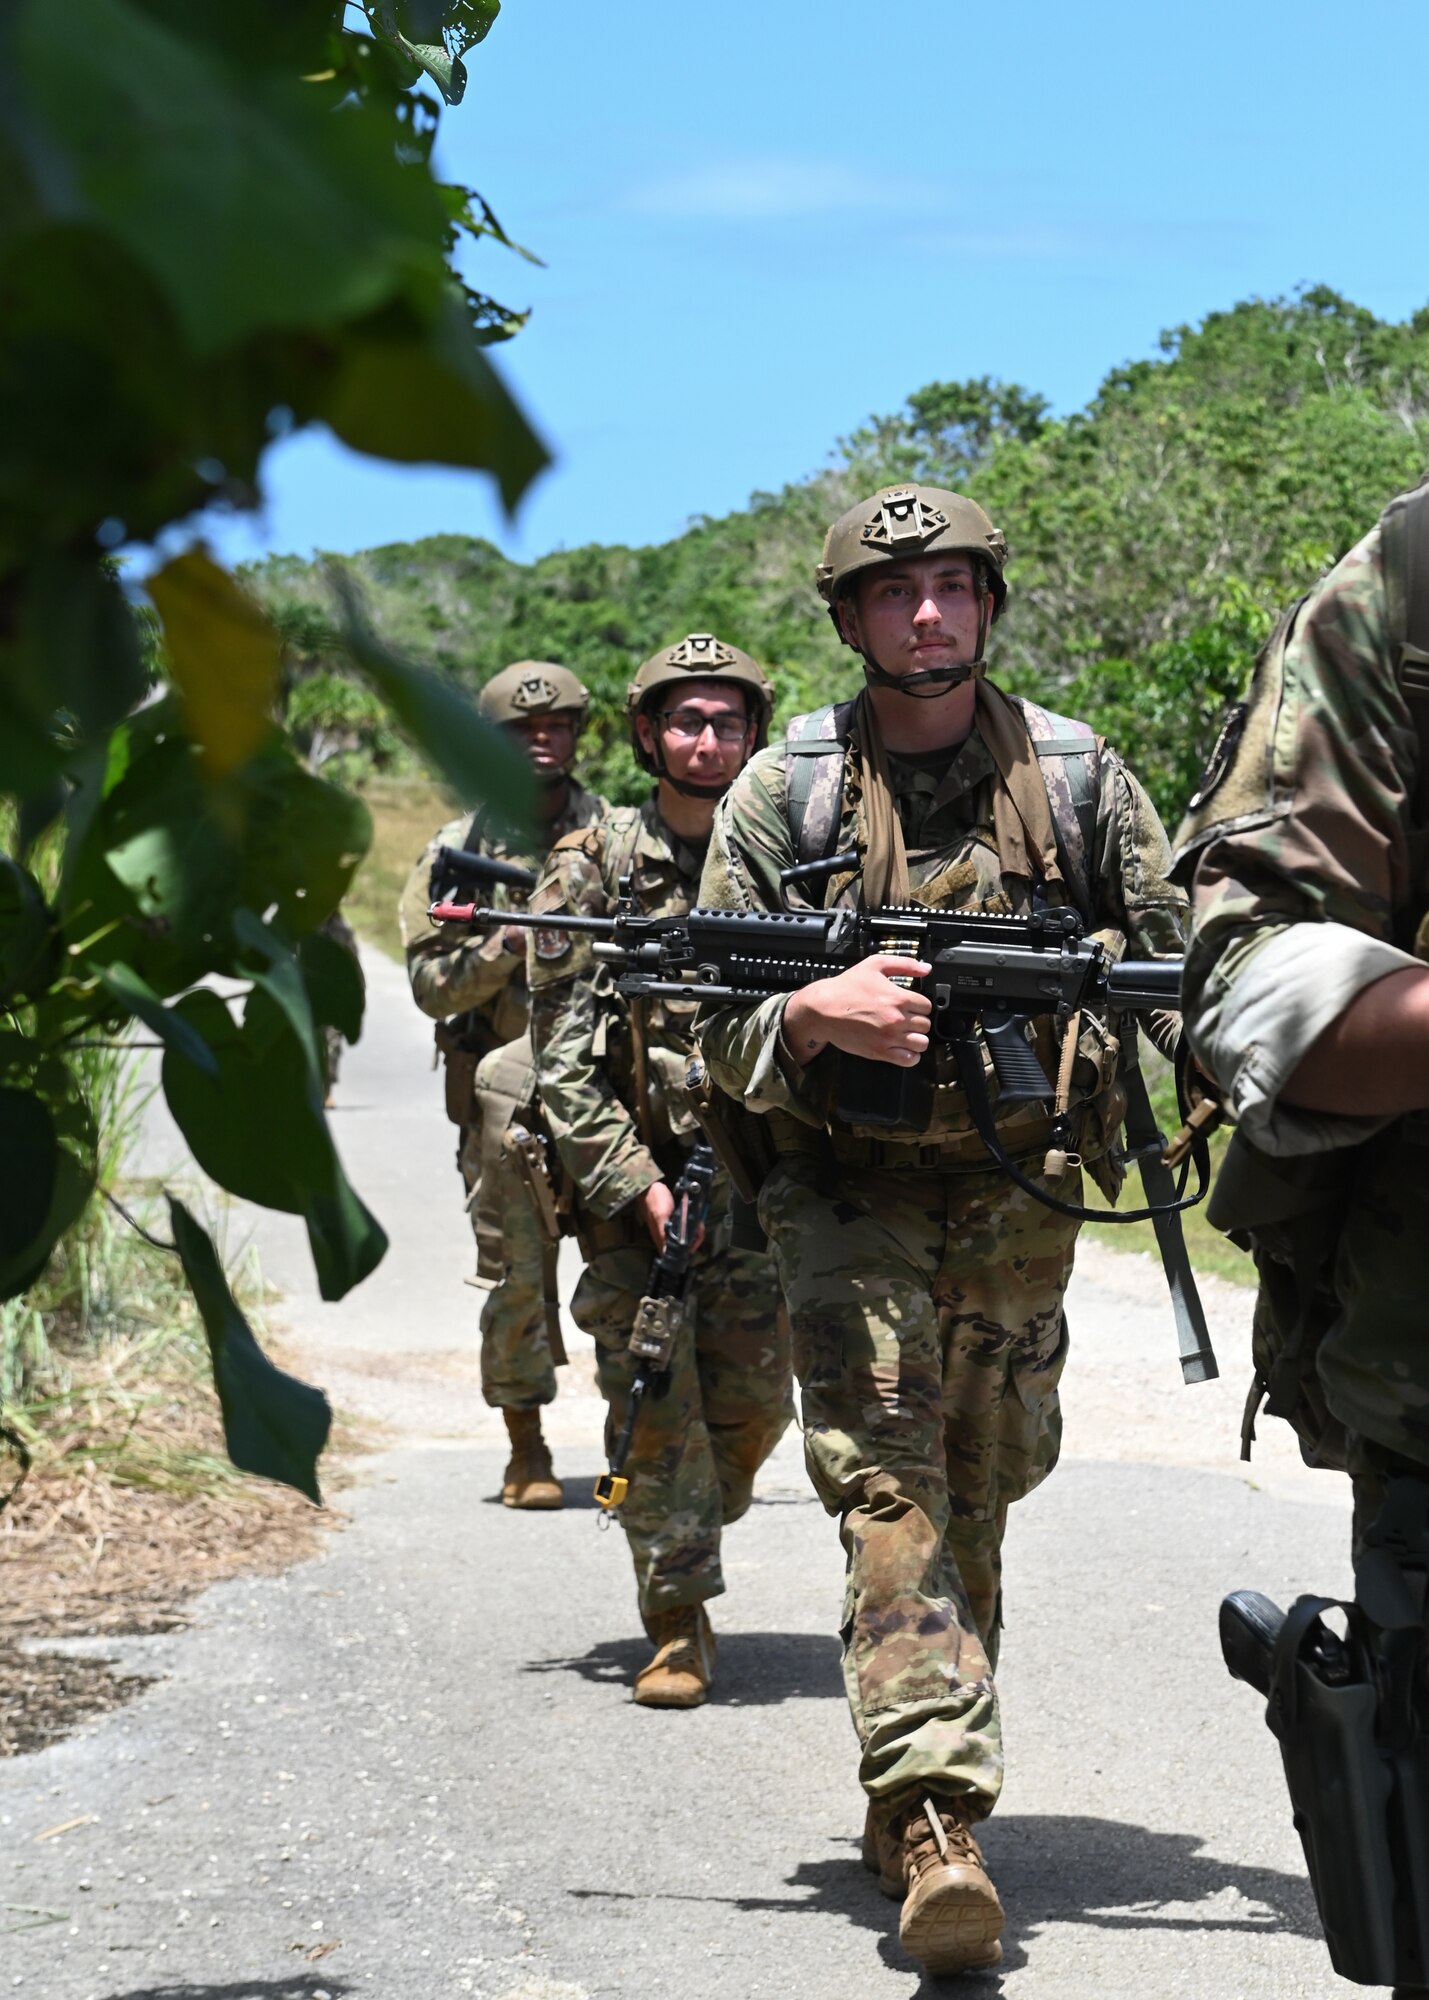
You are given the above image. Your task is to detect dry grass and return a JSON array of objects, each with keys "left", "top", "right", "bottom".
[
  {"left": 344, "top": 774, "right": 457, "bottom": 961},
  {"left": 1, "top": 1331, "right": 335, "bottom": 1647}
]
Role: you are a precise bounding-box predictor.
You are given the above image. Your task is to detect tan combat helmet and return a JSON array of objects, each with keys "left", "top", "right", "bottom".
[
  {"left": 626, "top": 633, "right": 774, "bottom": 796},
  {"left": 816, "top": 484, "right": 1009, "bottom": 696},
  {"left": 478, "top": 661, "right": 590, "bottom": 778},
  {"left": 478, "top": 660, "right": 591, "bottom": 726}
]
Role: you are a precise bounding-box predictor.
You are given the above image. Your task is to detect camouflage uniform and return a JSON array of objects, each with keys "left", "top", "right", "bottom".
[
  {"left": 528, "top": 793, "right": 792, "bottom": 1619},
  {"left": 318, "top": 908, "right": 360, "bottom": 1097},
  {"left": 1177, "top": 499, "right": 1429, "bottom": 1493},
  {"left": 698, "top": 704, "right": 1185, "bottom": 1814},
  {"left": 400, "top": 787, "right": 604, "bottom": 1407}
]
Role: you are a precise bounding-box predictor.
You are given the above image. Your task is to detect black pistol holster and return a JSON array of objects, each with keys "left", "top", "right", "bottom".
[{"left": 1222, "top": 1477, "right": 1429, "bottom": 1987}]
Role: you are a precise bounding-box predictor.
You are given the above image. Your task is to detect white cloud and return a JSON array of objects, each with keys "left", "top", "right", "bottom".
[{"left": 624, "top": 157, "right": 881, "bottom": 221}]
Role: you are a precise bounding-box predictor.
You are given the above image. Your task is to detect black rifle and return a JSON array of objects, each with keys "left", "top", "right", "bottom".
[
  {"left": 1221, "top": 1478, "right": 1429, "bottom": 1990},
  {"left": 432, "top": 846, "right": 538, "bottom": 899},
  {"left": 593, "top": 1143, "right": 717, "bottom": 1513},
  {"left": 430, "top": 856, "right": 1198, "bottom": 1231},
  {"left": 436, "top": 853, "right": 1218, "bottom": 1385}
]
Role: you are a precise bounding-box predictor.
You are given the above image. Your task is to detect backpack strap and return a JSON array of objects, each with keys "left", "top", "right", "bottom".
[
  {"left": 605, "top": 806, "right": 645, "bottom": 899},
  {"left": 1381, "top": 480, "right": 1429, "bottom": 825},
  {"left": 1012, "top": 696, "right": 1100, "bottom": 920},
  {"left": 784, "top": 700, "right": 856, "bottom": 867}
]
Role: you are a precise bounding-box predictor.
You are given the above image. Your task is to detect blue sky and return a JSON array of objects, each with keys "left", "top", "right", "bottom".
[{"left": 206, "top": 0, "right": 1429, "bottom": 570}]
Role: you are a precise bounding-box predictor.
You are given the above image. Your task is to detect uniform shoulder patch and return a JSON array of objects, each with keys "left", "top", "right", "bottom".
[
  {"left": 532, "top": 925, "right": 573, "bottom": 961},
  {"left": 550, "top": 825, "right": 605, "bottom": 859}
]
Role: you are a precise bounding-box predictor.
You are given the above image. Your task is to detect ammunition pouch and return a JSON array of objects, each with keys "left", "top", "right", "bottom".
[
  {"left": 435, "top": 1012, "right": 497, "bottom": 1129},
  {"left": 1221, "top": 1478, "right": 1429, "bottom": 1988},
  {"left": 504, "top": 1122, "right": 563, "bottom": 1248},
  {"left": 1207, "top": 1128, "right": 1354, "bottom": 1468}
]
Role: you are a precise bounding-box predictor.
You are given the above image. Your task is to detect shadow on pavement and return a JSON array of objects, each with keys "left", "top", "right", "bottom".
[
  {"left": 100, "top": 1982, "right": 355, "bottom": 2000},
  {"left": 521, "top": 1629, "right": 843, "bottom": 1703},
  {"left": 570, "top": 1813, "right": 1320, "bottom": 1994}
]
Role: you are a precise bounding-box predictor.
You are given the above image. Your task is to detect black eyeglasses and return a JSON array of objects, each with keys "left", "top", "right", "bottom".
[{"left": 657, "top": 709, "right": 748, "bottom": 743}]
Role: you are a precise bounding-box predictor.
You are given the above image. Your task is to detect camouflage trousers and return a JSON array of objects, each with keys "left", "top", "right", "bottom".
[
  {"left": 1324, "top": 1124, "right": 1429, "bottom": 1510},
  {"left": 464, "top": 1117, "right": 561, "bottom": 1409},
  {"left": 758, "top": 1153, "right": 1079, "bottom": 1818},
  {"left": 460, "top": 1043, "right": 563, "bottom": 1411},
  {"left": 571, "top": 1228, "right": 792, "bottom": 1622}
]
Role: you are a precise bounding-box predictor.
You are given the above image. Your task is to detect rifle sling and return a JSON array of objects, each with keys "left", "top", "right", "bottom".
[
  {"left": 1122, "top": 1060, "right": 1219, "bottom": 1384},
  {"left": 942, "top": 1020, "right": 1216, "bottom": 1382}
]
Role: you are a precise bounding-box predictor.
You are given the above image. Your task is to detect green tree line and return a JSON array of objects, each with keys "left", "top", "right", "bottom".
[{"left": 251, "top": 286, "right": 1429, "bottom": 820}]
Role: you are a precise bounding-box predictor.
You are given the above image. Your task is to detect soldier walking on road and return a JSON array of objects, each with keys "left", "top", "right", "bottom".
[
  {"left": 696, "top": 486, "right": 1186, "bottom": 1974},
  {"left": 528, "top": 635, "right": 792, "bottom": 1709},
  {"left": 400, "top": 663, "right": 605, "bottom": 1509}
]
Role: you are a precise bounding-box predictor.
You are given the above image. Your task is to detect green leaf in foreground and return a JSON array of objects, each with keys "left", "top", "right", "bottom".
[
  {"left": 328, "top": 563, "right": 534, "bottom": 834},
  {"left": 94, "top": 963, "right": 218, "bottom": 1075},
  {"left": 169, "top": 1195, "right": 331, "bottom": 1504}
]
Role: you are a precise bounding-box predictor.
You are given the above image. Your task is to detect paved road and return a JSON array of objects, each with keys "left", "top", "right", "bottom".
[{"left": 4, "top": 947, "right": 1372, "bottom": 1999}]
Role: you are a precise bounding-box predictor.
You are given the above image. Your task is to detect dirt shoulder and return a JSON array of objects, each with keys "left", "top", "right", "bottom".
[{"left": 1, "top": 1344, "right": 348, "bottom": 1759}]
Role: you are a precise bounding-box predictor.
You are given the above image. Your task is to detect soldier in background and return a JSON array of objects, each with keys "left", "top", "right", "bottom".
[
  {"left": 399, "top": 663, "right": 605, "bottom": 1508},
  {"left": 318, "top": 908, "right": 361, "bottom": 1106},
  {"left": 527, "top": 636, "right": 792, "bottom": 1708},
  {"left": 696, "top": 486, "right": 1185, "bottom": 1975}
]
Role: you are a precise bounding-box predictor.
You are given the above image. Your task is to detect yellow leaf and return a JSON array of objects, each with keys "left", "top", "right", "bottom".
[{"left": 150, "top": 548, "right": 281, "bottom": 777}]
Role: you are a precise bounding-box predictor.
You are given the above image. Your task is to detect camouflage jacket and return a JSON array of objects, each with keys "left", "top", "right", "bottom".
[
  {"left": 697, "top": 689, "right": 1185, "bottom": 1158},
  {"left": 528, "top": 792, "right": 710, "bottom": 1220},
  {"left": 1176, "top": 516, "right": 1429, "bottom": 1157},
  {"left": 399, "top": 782, "right": 606, "bottom": 1048}
]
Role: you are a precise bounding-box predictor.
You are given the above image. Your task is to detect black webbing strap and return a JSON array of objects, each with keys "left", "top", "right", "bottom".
[{"left": 1121, "top": 1061, "right": 1218, "bottom": 1384}]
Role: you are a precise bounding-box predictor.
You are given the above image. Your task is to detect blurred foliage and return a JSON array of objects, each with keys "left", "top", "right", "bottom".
[
  {"left": 0, "top": 0, "right": 546, "bottom": 1499},
  {"left": 249, "top": 287, "right": 1429, "bottom": 821}
]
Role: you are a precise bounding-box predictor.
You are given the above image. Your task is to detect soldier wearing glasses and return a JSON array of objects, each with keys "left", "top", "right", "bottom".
[{"left": 527, "top": 635, "right": 792, "bottom": 1707}]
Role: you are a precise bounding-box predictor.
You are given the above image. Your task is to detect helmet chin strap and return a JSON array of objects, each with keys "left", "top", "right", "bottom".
[{"left": 661, "top": 772, "right": 733, "bottom": 800}]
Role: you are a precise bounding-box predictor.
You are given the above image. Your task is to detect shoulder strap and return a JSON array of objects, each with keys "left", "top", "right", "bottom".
[
  {"left": 1381, "top": 481, "right": 1429, "bottom": 824},
  {"left": 1013, "top": 696, "right": 1100, "bottom": 917},
  {"left": 784, "top": 700, "right": 856, "bottom": 866}
]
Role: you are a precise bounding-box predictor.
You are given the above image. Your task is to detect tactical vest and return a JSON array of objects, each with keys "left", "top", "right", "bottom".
[
  {"left": 1184, "top": 481, "right": 1429, "bottom": 1467},
  {"left": 774, "top": 693, "right": 1128, "bottom": 1172},
  {"left": 784, "top": 694, "right": 1102, "bottom": 919}
]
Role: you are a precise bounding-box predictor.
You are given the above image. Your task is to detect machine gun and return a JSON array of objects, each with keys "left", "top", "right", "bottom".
[
  {"left": 433, "top": 851, "right": 1218, "bottom": 1385},
  {"left": 593, "top": 1143, "right": 717, "bottom": 1513},
  {"left": 431, "top": 855, "right": 1199, "bottom": 1228},
  {"left": 431, "top": 846, "right": 538, "bottom": 899},
  {"left": 1221, "top": 1478, "right": 1429, "bottom": 1990}
]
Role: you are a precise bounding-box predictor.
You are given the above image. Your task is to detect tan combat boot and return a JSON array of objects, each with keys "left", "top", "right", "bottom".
[
  {"left": 499, "top": 1408, "right": 563, "bottom": 1510},
  {"left": 861, "top": 1801, "right": 905, "bottom": 1899},
  {"left": 632, "top": 1605, "right": 717, "bottom": 1708},
  {"left": 897, "top": 1794, "right": 1004, "bottom": 1975}
]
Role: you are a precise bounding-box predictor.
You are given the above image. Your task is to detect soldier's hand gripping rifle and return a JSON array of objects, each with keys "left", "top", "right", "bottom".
[{"left": 592, "top": 1143, "right": 717, "bottom": 1513}]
